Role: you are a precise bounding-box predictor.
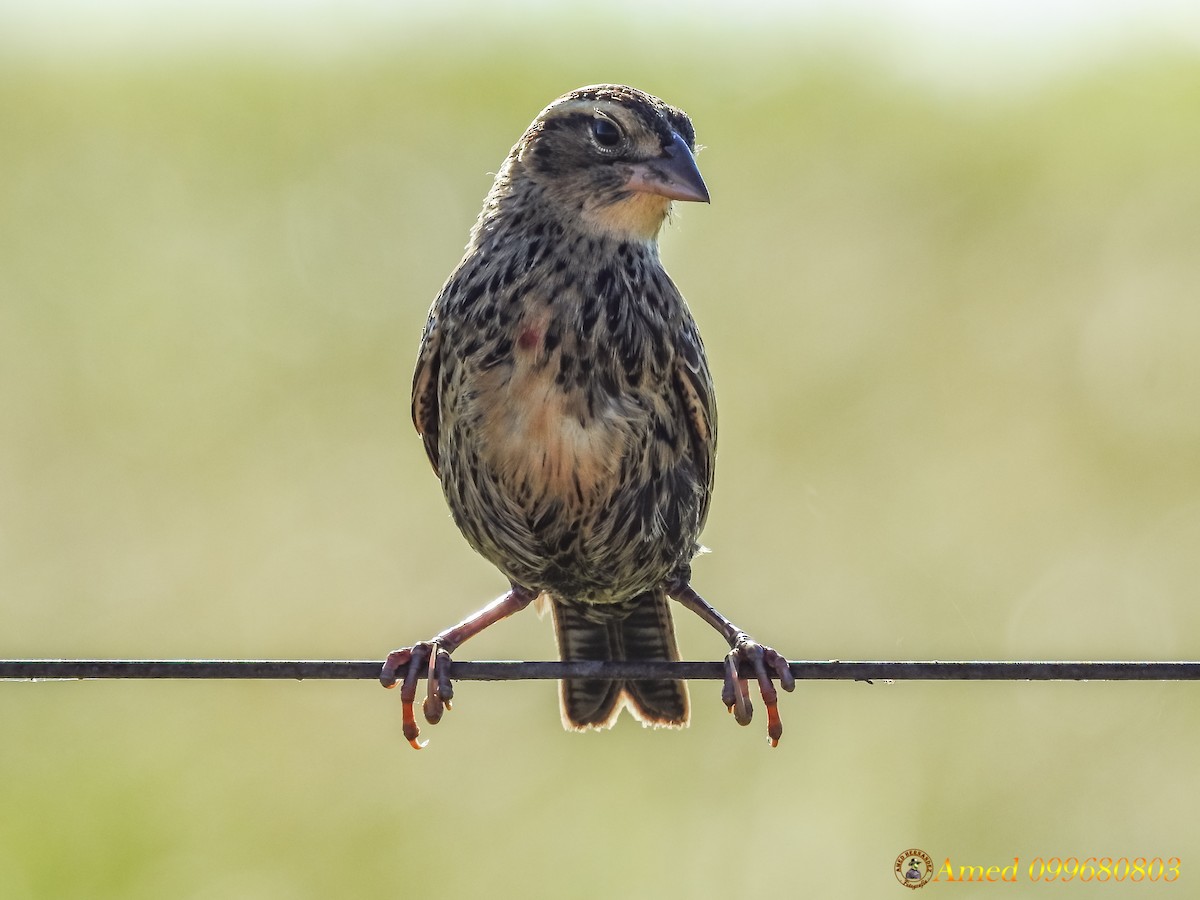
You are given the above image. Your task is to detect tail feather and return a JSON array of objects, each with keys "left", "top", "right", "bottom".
[{"left": 551, "top": 591, "right": 689, "bottom": 730}]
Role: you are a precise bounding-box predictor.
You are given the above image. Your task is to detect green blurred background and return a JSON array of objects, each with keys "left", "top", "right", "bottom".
[{"left": 2, "top": 3, "right": 1200, "bottom": 897}]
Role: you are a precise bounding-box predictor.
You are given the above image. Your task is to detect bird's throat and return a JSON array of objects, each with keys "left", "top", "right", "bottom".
[{"left": 580, "top": 192, "right": 672, "bottom": 241}]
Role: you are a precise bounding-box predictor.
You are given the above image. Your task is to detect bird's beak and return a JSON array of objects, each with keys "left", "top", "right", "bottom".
[{"left": 625, "top": 131, "right": 711, "bottom": 204}]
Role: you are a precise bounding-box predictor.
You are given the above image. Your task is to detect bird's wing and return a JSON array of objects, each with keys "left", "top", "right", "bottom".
[
  {"left": 410, "top": 308, "right": 443, "bottom": 477},
  {"left": 673, "top": 315, "right": 717, "bottom": 507}
]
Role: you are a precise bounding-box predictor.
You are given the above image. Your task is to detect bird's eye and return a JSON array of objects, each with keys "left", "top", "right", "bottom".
[{"left": 591, "top": 116, "right": 623, "bottom": 149}]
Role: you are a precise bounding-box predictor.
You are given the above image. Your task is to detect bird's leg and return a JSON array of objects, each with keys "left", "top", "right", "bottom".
[
  {"left": 381, "top": 583, "right": 538, "bottom": 749},
  {"left": 667, "top": 580, "right": 795, "bottom": 747}
]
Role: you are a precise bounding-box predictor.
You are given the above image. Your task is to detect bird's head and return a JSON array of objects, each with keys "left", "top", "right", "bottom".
[{"left": 504, "top": 84, "right": 709, "bottom": 242}]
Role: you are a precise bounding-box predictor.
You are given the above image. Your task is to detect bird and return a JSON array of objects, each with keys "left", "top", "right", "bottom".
[{"left": 381, "top": 84, "right": 794, "bottom": 748}]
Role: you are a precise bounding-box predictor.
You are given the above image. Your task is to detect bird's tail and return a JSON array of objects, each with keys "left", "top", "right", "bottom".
[{"left": 551, "top": 590, "right": 689, "bottom": 731}]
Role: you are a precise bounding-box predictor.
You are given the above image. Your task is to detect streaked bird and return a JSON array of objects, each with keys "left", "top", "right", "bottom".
[{"left": 382, "top": 84, "right": 793, "bottom": 747}]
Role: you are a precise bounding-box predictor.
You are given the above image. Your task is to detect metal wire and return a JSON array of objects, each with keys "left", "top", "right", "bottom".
[{"left": 2, "top": 659, "right": 1199, "bottom": 682}]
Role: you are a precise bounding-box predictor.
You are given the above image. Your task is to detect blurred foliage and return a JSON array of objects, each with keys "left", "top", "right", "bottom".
[{"left": 1, "top": 31, "right": 1199, "bottom": 899}]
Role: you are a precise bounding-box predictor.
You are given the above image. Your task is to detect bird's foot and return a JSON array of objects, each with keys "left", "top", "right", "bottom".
[
  {"left": 378, "top": 586, "right": 539, "bottom": 749},
  {"left": 722, "top": 635, "right": 796, "bottom": 747},
  {"left": 380, "top": 641, "right": 454, "bottom": 749}
]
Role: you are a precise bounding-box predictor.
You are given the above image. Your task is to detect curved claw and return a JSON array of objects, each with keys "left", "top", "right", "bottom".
[
  {"left": 399, "top": 648, "right": 429, "bottom": 749},
  {"left": 422, "top": 644, "right": 454, "bottom": 724},
  {"left": 380, "top": 646, "right": 411, "bottom": 689},
  {"left": 723, "top": 651, "right": 753, "bottom": 726},
  {"left": 771, "top": 649, "right": 797, "bottom": 694}
]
